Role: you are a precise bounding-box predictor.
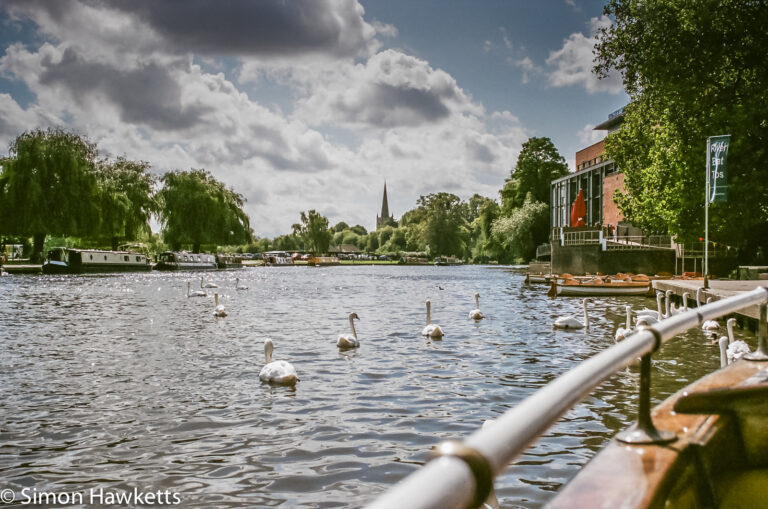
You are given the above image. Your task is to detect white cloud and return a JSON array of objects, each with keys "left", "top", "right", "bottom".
[
  {"left": 545, "top": 15, "right": 622, "bottom": 94},
  {"left": 577, "top": 123, "right": 604, "bottom": 145},
  {"left": 0, "top": 0, "right": 533, "bottom": 237}
]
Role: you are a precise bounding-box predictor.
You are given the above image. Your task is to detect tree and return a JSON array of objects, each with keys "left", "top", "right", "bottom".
[
  {"left": 492, "top": 194, "right": 549, "bottom": 262},
  {"left": 332, "top": 221, "right": 349, "bottom": 233},
  {"left": 158, "top": 169, "right": 252, "bottom": 253},
  {"left": 0, "top": 128, "right": 100, "bottom": 261},
  {"left": 500, "top": 137, "right": 568, "bottom": 215},
  {"left": 595, "top": 0, "right": 768, "bottom": 258},
  {"left": 417, "top": 192, "right": 470, "bottom": 257},
  {"left": 96, "top": 157, "right": 157, "bottom": 249},
  {"left": 293, "top": 210, "right": 332, "bottom": 254}
]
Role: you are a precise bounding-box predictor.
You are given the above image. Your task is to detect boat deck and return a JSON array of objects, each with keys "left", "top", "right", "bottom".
[
  {"left": 2, "top": 264, "right": 42, "bottom": 274},
  {"left": 653, "top": 279, "right": 768, "bottom": 320}
]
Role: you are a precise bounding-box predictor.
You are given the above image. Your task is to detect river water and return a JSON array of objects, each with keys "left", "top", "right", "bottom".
[{"left": 0, "top": 266, "right": 748, "bottom": 508}]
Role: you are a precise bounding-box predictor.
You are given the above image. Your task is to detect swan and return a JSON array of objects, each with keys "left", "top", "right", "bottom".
[
  {"left": 201, "top": 276, "right": 218, "bottom": 289},
  {"left": 259, "top": 339, "right": 299, "bottom": 385},
  {"left": 615, "top": 305, "right": 632, "bottom": 341},
  {"left": 635, "top": 292, "right": 664, "bottom": 321},
  {"left": 553, "top": 298, "right": 590, "bottom": 330},
  {"left": 187, "top": 281, "right": 207, "bottom": 298},
  {"left": 213, "top": 292, "right": 227, "bottom": 317},
  {"left": 702, "top": 319, "right": 720, "bottom": 333},
  {"left": 337, "top": 312, "right": 360, "bottom": 348},
  {"left": 422, "top": 299, "right": 444, "bottom": 338},
  {"left": 235, "top": 277, "right": 248, "bottom": 290},
  {"left": 670, "top": 292, "right": 690, "bottom": 315},
  {"left": 721, "top": 318, "right": 751, "bottom": 364},
  {"left": 469, "top": 292, "right": 485, "bottom": 320},
  {"left": 696, "top": 287, "right": 704, "bottom": 307}
]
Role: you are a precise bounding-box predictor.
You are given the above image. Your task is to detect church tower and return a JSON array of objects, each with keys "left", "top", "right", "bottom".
[{"left": 376, "top": 182, "right": 393, "bottom": 230}]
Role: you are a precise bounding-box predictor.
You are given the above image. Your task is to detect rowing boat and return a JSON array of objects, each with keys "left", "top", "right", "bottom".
[
  {"left": 546, "top": 359, "right": 768, "bottom": 508},
  {"left": 548, "top": 275, "right": 652, "bottom": 297}
]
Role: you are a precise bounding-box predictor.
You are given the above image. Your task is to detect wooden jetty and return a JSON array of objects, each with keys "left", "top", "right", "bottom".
[
  {"left": 652, "top": 279, "right": 768, "bottom": 320},
  {"left": 1, "top": 264, "right": 42, "bottom": 274}
]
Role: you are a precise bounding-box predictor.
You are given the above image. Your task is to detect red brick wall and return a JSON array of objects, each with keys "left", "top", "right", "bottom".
[
  {"left": 575, "top": 140, "right": 604, "bottom": 169},
  {"left": 602, "top": 172, "right": 625, "bottom": 227}
]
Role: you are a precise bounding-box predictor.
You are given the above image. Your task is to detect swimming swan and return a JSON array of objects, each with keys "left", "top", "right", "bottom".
[
  {"left": 213, "top": 293, "right": 227, "bottom": 317},
  {"left": 337, "top": 312, "right": 360, "bottom": 348},
  {"left": 201, "top": 276, "right": 218, "bottom": 289},
  {"left": 422, "top": 299, "right": 444, "bottom": 338},
  {"left": 615, "top": 305, "right": 632, "bottom": 341},
  {"left": 636, "top": 292, "right": 665, "bottom": 321},
  {"left": 187, "top": 281, "right": 207, "bottom": 298},
  {"left": 553, "top": 298, "right": 590, "bottom": 330},
  {"left": 718, "top": 318, "right": 750, "bottom": 366},
  {"left": 259, "top": 339, "right": 299, "bottom": 385},
  {"left": 469, "top": 292, "right": 485, "bottom": 320},
  {"left": 235, "top": 277, "right": 248, "bottom": 290}
]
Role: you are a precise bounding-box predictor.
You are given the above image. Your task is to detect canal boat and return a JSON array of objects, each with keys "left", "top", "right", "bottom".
[
  {"left": 42, "top": 247, "right": 151, "bottom": 274},
  {"left": 434, "top": 256, "right": 463, "bottom": 266},
  {"left": 262, "top": 251, "right": 294, "bottom": 266},
  {"left": 546, "top": 359, "right": 768, "bottom": 509},
  {"left": 216, "top": 253, "right": 242, "bottom": 269},
  {"left": 153, "top": 251, "right": 217, "bottom": 271}
]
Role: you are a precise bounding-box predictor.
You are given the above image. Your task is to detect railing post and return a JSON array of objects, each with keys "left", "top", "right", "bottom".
[
  {"left": 616, "top": 328, "right": 676, "bottom": 445},
  {"left": 745, "top": 301, "right": 768, "bottom": 361}
]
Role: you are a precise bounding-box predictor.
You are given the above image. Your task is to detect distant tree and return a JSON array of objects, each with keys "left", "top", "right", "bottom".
[
  {"left": 492, "top": 194, "right": 549, "bottom": 262},
  {"left": 595, "top": 0, "right": 768, "bottom": 258},
  {"left": 500, "top": 137, "right": 568, "bottom": 214},
  {"left": 0, "top": 128, "right": 100, "bottom": 261},
  {"left": 273, "top": 234, "right": 300, "bottom": 251},
  {"left": 293, "top": 210, "right": 332, "bottom": 254},
  {"left": 350, "top": 224, "right": 367, "bottom": 236},
  {"left": 158, "top": 169, "right": 252, "bottom": 253},
  {"left": 377, "top": 225, "right": 395, "bottom": 246},
  {"left": 332, "top": 221, "right": 349, "bottom": 233},
  {"left": 418, "top": 192, "right": 469, "bottom": 257},
  {"left": 96, "top": 157, "right": 157, "bottom": 249},
  {"left": 366, "top": 231, "right": 379, "bottom": 252}
]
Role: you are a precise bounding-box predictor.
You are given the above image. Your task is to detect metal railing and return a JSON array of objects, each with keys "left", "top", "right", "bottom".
[
  {"left": 562, "top": 230, "right": 602, "bottom": 245},
  {"left": 365, "top": 286, "right": 768, "bottom": 509},
  {"left": 535, "top": 243, "right": 551, "bottom": 259},
  {"left": 605, "top": 235, "right": 673, "bottom": 251}
]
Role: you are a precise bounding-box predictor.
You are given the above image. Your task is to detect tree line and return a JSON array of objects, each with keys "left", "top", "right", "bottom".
[{"left": 0, "top": 128, "right": 253, "bottom": 261}]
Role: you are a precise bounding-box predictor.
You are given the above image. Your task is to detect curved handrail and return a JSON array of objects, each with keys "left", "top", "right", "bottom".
[{"left": 365, "top": 286, "right": 768, "bottom": 509}]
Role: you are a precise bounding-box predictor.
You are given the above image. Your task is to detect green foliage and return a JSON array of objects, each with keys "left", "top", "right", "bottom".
[
  {"left": 500, "top": 137, "right": 568, "bottom": 215},
  {"left": 158, "top": 169, "right": 252, "bottom": 252},
  {"left": 491, "top": 194, "right": 549, "bottom": 262},
  {"left": 416, "top": 192, "right": 470, "bottom": 257},
  {"left": 596, "top": 0, "right": 768, "bottom": 257},
  {"left": 0, "top": 128, "right": 101, "bottom": 259},
  {"left": 350, "top": 224, "right": 367, "bottom": 236},
  {"left": 332, "top": 221, "right": 349, "bottom": 233},
  {"left": 96, "top": 157, "right": 157, "bottom": 248},
  {"left": 293, "top": 210, "right": 332, "bottom": 254},
  {"left": 366, "top": 231, "right": 379, "bottom": 252}
]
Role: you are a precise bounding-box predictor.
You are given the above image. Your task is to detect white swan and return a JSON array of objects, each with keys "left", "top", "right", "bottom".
[
  {"left": 635, "top": 292, "right": 664, "bottom": 321},
  {"left": 721, "top": 318, "right": 751, "bottom": 364},
  {"left": 422, "top": 299, "right": 444, "bottom": 338},
  {"left": 259, "top": 339, "right": 299, "bottom": 385},
  {"left": 187, "top": 281, "right": 207, "bottom": 298},
  {"left": 201, "top": 276, "right": 218, "bottom": 289},
  {"left": 469, "top": 292, "right": 484, "bottom": 320},
  {"left": 553, "top": 298, "right": 590, "bottom": 330},
  {"left": 213, "top": 292, "right": 227, "bottom": 317},
  {"left": 670, "top": 291, "right": 691, "bottom": 315},
  {"left": 702, "top": 319, "right": 720, "bottom": 333},
  {"left": 337, "top": 312, "right": 360, "bottom": 348},
  {"left": 235, "top": 277, "right": 248, "bottom": 290},
  {"left": 615, "top": 305, "right": 632, "bottom": 341}
]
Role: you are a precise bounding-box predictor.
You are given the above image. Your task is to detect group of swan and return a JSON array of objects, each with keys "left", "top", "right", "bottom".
[
  {"left": 259, "top": 292, "right": 486, "bottom": 385},
  {"left": 187, "top": 277, "right": 252, "bottom": 316},
  {"left": 718, "top": 318, "right": 751, "bottom": 366}
]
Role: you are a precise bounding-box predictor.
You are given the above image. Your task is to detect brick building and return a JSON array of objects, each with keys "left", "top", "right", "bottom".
[{"left": 550, "top": 109, "right": 625, "bottom": 230}]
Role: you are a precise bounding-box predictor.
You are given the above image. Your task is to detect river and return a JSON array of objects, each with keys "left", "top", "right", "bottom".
[{"left": 0, "top": 266, "right": 742, "bottom": 508}]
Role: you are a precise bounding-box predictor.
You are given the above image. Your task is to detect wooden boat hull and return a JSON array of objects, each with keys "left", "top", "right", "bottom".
[
  {"left": 551, "top": 283, "right": 651, "bottom": 297},
  {"left": 546, "top": 360, "right": 768, "bottom": 509}
]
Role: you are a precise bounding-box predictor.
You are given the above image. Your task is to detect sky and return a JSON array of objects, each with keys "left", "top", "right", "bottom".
[{"left": 0, "top": 0, "right": 628, "bottom": 238}]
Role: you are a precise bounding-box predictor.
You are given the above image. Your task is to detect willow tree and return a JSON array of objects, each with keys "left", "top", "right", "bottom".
[
  {"left": 292, "top": 210, "right": 331, "bottom": 254},
  {"left": 158, "top": 169, "right": 253, "bottom": 253},
  {"left": 0, "top": 129, "right": 100, "bottom": 261},
  {"left": 97, "top": 157, "right": 157, "bottom": 250}
]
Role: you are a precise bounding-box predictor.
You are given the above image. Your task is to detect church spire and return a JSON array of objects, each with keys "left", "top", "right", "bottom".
[
  {"left": 380, "top": 181, "right": 390, "bottom": 219},
  {"left": 376, "top": 181, "right": 393, "bottom": 230}
]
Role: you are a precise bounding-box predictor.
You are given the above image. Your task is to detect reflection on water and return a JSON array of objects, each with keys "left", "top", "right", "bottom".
[{"left": 0, "top": 266, "right": 750, "bottom": 507}]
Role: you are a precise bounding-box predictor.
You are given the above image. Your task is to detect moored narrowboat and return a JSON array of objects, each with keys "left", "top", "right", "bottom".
[
  {"left": 153, "top": 251, "right": 217, "bottom": 271},
  {"left": 42, "top": 247, "right": 151, "bottom": 274},
  {"left": 216, "top": 253, "right": 242, "bottom": 269}
]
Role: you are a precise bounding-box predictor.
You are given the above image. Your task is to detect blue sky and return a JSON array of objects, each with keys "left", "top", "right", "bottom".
[{"left": 0, "top": 0, "right": 627, "bottom": 237}]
